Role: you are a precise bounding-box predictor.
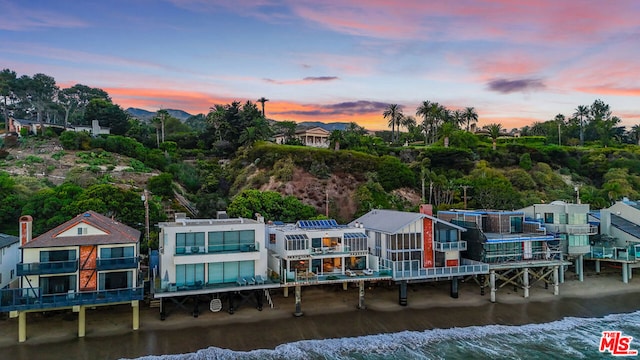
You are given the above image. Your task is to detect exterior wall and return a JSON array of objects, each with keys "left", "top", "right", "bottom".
[
  {"left": 79, "top": 245, "right": 97, "bottom": 291},
  {"left": 57, "top": 222, "right": 107, "bottom": 237},
  {"left": 0, "top": 242, "right": 20, "bottom": 288}
]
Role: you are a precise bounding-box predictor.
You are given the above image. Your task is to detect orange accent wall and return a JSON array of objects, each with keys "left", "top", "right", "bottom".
[
  {"left": 21, "top": 223, "right": 27, "bottom": 245},
  {"left": 79, "top": 245, "right": 97, "bottom": 291},
  {"left": 446, "top": 259, "right": 459, "bottom": 267},
  {"left": 423, "top": 218, "right": 434, "bottom": 268}
]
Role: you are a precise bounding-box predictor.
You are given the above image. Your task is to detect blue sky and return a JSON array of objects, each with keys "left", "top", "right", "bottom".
[{"left": 2, "top": 0, "right": 639, "bottom": 130}]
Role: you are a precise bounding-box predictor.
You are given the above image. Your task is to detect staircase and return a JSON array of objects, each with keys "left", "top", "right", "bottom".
[
  {"left": 173, "top": 191, "right": 198, "bottom": 217},
  {"left": 264, "top": 289, "right": 274, "bottom": 309},
  {"left": 149, "top": 299, "right": 161, "bottom": 308}
]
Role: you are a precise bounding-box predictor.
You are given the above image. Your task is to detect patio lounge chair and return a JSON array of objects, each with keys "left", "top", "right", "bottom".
[
  {"left": 244, "top": 276, "right": 256, "bottom": 285},
  {"left": 255, "top": 275, "right": 265, "bottom": 285},
  {"left": 236, "top": 277, "right": 246, "bottom": 286}
]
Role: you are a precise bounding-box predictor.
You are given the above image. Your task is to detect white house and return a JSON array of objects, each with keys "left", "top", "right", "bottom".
[{"left": 0, "top": 233, "right": 19, "bottom": 289}]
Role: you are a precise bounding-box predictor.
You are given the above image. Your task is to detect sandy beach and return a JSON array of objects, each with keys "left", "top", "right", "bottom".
[{"left": 1, "top": 268, "right": 639, "bottom": 360}]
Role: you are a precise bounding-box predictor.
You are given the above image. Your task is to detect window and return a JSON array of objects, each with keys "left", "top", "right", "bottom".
[
  {"left": 99, "top": 271, "right": 133, "bottom": 290},
  {"left": 207, "top": 260, "right": 255, "bottom": 284},
  {"left": 269, "top": 233, "right": 276, "bottom": 244},
  {"left": 175, "top": 263, "right": 205, "bottom": 286},
  {"left": 544, "top": 213, "right": 554, "bottom": 224},
  {"left": 285, "top": 234, "right": 309, "bottom": 251},
  {"left": 100, "top": 246, "right": 134, "bottom": 259},
  {"left": 40, "top": 249, "right": 76, "bottom": 262},
  {"left": 176, "top": 232, "right": 205, "bottom": 254},
  {"left": 208, "top": 230, "right": 256, "bottom": 253}
]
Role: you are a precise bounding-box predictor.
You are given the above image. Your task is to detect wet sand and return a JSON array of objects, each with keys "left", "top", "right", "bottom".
[{"left": 2, "top": 270, "right": 640, "bottom": 360}]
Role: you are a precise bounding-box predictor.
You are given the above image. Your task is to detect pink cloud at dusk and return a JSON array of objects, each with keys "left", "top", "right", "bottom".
[{"left": 0, "top": 0, "right": 87, "bottom": 31}]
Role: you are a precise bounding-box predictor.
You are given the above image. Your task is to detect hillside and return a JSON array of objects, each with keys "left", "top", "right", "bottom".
[{"left": 126, "top": 108, "right": 195, "bottom": 122}]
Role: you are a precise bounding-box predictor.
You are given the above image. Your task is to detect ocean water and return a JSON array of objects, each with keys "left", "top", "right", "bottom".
[{"left": 134, "top": 310, "right": 640, "bottom": 360}]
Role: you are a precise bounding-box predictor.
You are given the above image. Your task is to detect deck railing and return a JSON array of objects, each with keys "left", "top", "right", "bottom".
[
  {"left": 96, "top": 256, "right": 139, "bottom": 270},
  {"left": 16, "top": 259, "right": 79, "bottom": 276},
  {"left": 434, "top": 241, "right": 467, "bottom": 252},
  {"left": 0, "top": 287, "right": 144, "bottom": 312}
]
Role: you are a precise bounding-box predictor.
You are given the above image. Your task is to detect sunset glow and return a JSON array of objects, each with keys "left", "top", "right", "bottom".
[{"left": 2, "top": 0, "right": 639, "bottom": 130}]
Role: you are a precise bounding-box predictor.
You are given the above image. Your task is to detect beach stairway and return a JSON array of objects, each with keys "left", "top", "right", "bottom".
[
  {"left": 149, "top": 299, "right": 161, "bottom": 308},
  {"left": 264, "top": 289, "right": 274, "bottom": 309}
]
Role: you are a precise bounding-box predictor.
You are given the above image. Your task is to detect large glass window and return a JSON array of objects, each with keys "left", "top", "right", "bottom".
[
  {"left": 40, "top": 249, "right": 76, "bottom": 262},
  {"left": 544, "top": 213, "right": 554, "bottom": 224},
  {"left": 176, "top": 232, "right": 205, "bottom": 254},
  {"left": 99, "top": 271, "right": 132, "bottom": 290},
  {"left": 41, "top": 275, "right": 76, "bottom": 294},
  {"left": 100, "top": 246, "right": 134, "bottom": 259},
  {"left": 175, "top": 263, "right": 205, "bottom": 286},
  {"left": 208, "top": 230, "right": 256, "bottom": 253},
  {"left": 207, "top": 261, "right": 255, "bottom": 284},
  {"left": 285, "top": 234, "right": 309, "bottom": 251}
]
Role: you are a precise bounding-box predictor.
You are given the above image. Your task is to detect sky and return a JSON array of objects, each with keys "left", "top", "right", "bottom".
[{"left": 2, "top": 0, "right": 640, "bottom": 131}]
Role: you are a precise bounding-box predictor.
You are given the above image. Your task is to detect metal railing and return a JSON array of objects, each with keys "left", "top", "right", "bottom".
[
  {"left": 310, "top": 245, "right": 351, "bottom": 255},
  {"left": 383, "top": 258, "right": 489, "bottom": 280},
  {"left": 17, "top": 259, "right": 79, "bottom": 276},
  {"left": 96, "top": 256, "right": 139, "bottom": 270},
  {"left": 0, "top": 287, "right": 144, "bottom": 312}
]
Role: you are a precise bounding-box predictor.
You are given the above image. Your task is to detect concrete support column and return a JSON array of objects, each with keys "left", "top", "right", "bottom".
[
  {"left": 283, "top": 286, "right": 289, "bottom": 298},
  {"left": 490, "top": 270, "right": 496, "bottom": 303},
  {"left": 553, "top": 266, "right": 559, "bottom": 296},
  {"left": 623, "top": 263, "right": 629, "bottom": 284},
  {"left": 595, "top": 260, "right": 600, "bottom": 273},
  {"left": 479, "top": 274, "right": 485, "bottom": 296},
  {"left": 343, "top": 282, "right": 348, "bottom": 291},
  {"left": 18, "top": 312, "right": 26, "bottom": 343},
  {"left": 629, "top": 264, "right": 633, "bottom": 280},
  {"left": 398, "top": 281, "right": 408, "bottom": 306},
  {"left": 77, "top": 306, "right": 86, "bottom": 338},
  {"left": 450, "top": 276, "right": 459, "bottom": 299},
  {"left": 293, "top": 284, "right": 303, "bottom": 317},
  {"left": 578, "top": 255, "right": 584, "bottom": 282},
  {"left": 560, "top": 262, "right": 565, "bottom": 283},
  {"left": 132, "top": 300, "right": 140, "bottom": 330},
  {"left": 358, "top": 280, "right": 366, "bottom": 310},
  {"left": 523, "top": 268, "right": 529, "bottom": 298}
]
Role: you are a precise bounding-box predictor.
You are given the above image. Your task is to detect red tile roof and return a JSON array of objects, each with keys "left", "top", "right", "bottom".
[{"left": 22, "top": 210, "right": 141, "bottom": 248}]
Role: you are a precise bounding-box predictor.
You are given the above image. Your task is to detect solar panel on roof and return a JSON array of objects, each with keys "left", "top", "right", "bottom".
[{"left": 297, "top": 219, "right": 339, "bottom": 229}]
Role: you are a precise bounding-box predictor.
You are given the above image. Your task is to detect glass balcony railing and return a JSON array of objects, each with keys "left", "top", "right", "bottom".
[
  {"left": 17, "top": 259, "right": 79, "bottom": 276},
  {"left": 434, "top": 241, "right": 467, "bottom": 252},
  {"left": 310, "top": 245, "right": 351, "bottom": 255},
  {"left": 0, "top": 287, "right": 144, "bottom": 312},
  {"left": 96, "top": 256, "right": 139, "bottom": 270},
  {"left": 175, "top": 242, "right": 260, "bottom": 255}
]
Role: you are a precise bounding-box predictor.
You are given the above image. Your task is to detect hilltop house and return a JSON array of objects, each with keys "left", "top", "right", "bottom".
[
  {"left": 0, "top": 212, "right": 143, "bottom": 342},
  {"left": 273, "top": 126, "right": 330, "bottom": 148}
]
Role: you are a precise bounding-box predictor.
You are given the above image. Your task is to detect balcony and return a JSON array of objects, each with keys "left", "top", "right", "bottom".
[
  {"left": 383, "top": 258, "right": 489, "bottom": 280},
  {"left": 17, "top": 259, "right": 78, "bottom": 276},
  {"left": 96, "top": 256, "right": 139, "bottom": 271},
  {"left": 0, "top": 287, "right": 144, "bottom": 312},
  {"left": 310, "top": 245, "right": 351, "bottom": 256},
  {"left": 175, "top": 242, "right": 260, "bottom": 256},
  {"left": 566, "top": 224, "right": 598, "bottom": 235},
  {"left": 435, "top": 241, "right": 467, "bottom": 252}
]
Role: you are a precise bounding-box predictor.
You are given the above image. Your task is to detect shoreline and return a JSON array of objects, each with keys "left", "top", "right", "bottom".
[{"left": 2, "top": 270, "right": 640, "bottom": 359}]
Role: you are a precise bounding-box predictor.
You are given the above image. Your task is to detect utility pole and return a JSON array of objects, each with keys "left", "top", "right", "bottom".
[
  {"left": 461, "top": 185, "right": 471, "bottom": 209},
  {"left": 143, "top": 189, "right": 150, "bottom": 252},
  {"left": 325, "top": 189, "right": 329, "bottom": 217}
]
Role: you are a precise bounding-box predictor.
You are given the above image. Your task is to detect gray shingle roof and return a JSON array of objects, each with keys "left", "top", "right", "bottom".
[
  {"left": 0, "top": 233, "right": 19, "bottom": 249},
  {"left": 351, "top": 209, "right": 465, "bottom": 234}
]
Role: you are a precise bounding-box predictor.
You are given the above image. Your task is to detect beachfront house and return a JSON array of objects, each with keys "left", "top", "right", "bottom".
[
  {"left": 0, "top": 233, "right": 20, "bottom": 289},
  {"left": 0, "top": 211, "right": 143, "bottom": 342},
  {"left": 352, "top": 205, "right": 489, "bottom": 304},
  {"left": 591, "top": 199, "right": 640, "bottom": 282},
  {"left": 154, "top": 213, "right": 277, "bottom": 318},
  {"left": 519, "top": 201, "right": 596, "bottom": 281},
  {"left": 438, "top": 208, "right": 569, "bottom": 302},
  {"left": 266, "top": 218, "right": 391, "bottom": 313}
]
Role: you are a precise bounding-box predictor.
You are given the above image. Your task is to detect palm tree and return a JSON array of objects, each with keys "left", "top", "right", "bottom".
[
  {"left": 554, "top": 113, "right": 565, "bottom": 146},
  {"left": 257, "top": 97, "right": 269, "bottom": 117},
  {"left": 383, "top": 104, "right": 402, "bottom": 143},
  {"left": 573, "top": 105, "right": 589, "bottom": 145},
  {"left": 451, "top": 109, "right": 464, "bottom": 129},
  {"left": 416, "top": 100, "right": 433, "bottom": 145},
  {"left": 440, "top": 122, "right": 455, "bottom": 148},
  {"left": 486, "top": 123, "right": 502, "bottom": 150},
  {"left": 463, "top": 107, "right": 478, "bottom": 132},
  {"left": 328, "top": 129, "right": 345, "bottom": 151}
]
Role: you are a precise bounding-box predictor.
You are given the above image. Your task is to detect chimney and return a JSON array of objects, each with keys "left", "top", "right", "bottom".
[
  {"left": 255, "top": 213, "right": 265, "bottom": 223},
  {"left": 20, "top": 215, "right": 33, "bottom": 246},
  {"left": 420, "top": 204, "right": 433, "bottom": 216}
]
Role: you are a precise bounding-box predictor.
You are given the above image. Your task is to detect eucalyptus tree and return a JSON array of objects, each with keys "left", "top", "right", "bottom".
[
  {"left": 463, "top": 107, "right": 478, "bottom": 132},
  {"left": 573, "top": 105, "right": 589, "bottom": 145},
  {"left": 0, "top": 69, "right": 17, "bottom": 132},
  {"left": 15, "top": 73, "right": 59, "bottom": 129}
]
